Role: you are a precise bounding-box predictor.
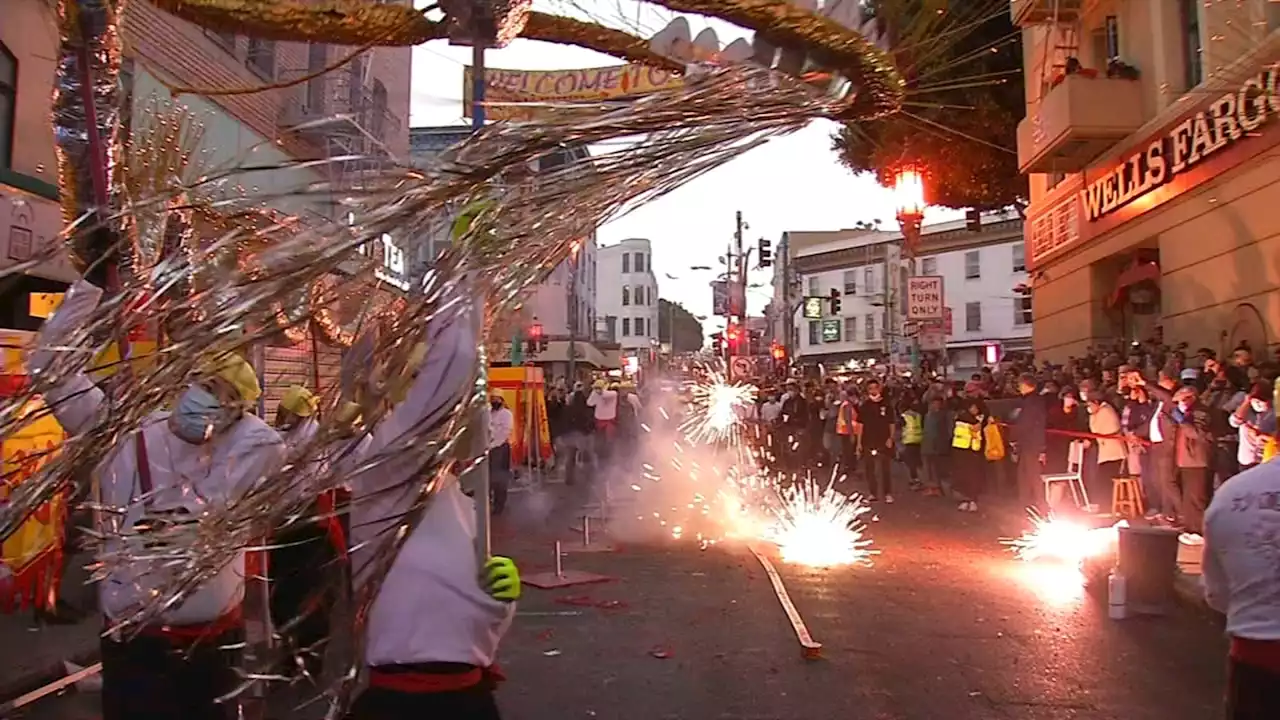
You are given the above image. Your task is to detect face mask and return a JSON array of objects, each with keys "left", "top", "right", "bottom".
[
  {"left": 1079, "top": 392, "right": 1089, "bottom": 402},
  {"left": 1251, "top": 399, "right": 1267, "bottom": 413},
  {"left": 491, "top": 400, "right": 503, "bottom": 410},
  {"left": 1177, "top": 401, "right": 1191, "bottom": 412},
  {"left": 869, "top": 393, "right": 882, "bottom": 401},
  {"left": 172, "top": 385, "right": 229, "bottom": 444}
]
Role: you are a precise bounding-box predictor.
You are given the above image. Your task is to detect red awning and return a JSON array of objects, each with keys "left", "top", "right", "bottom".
[{"left": 1110, "top": 261, "right": 1161, "bottom": 306}]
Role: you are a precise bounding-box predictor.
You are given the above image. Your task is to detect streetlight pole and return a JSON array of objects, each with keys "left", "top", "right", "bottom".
[
  {"left": 567, "top": 241, "right": 579, "bottom": 384},
  {"left": 893, "top": 168, "right": 926, "bottom": 373}
]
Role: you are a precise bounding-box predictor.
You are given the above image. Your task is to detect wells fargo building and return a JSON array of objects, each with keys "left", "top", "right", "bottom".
[{"left": 1016, "top": 0, "right": 1280, "bottom": 359}]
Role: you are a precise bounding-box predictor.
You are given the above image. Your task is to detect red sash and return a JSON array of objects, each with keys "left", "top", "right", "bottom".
[
  {"left": 369, "top": 664, "right": 505, "bottom": 693},
  {"left": 1231, "top": 636, "right": 1280, "bottom": 675},
  {"left": 316, "top": 489, "right": 349, "bottom": 558}
]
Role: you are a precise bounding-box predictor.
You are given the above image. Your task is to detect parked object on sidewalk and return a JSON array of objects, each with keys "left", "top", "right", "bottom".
[
  {"left": 522, "top": 541, "right": 614, "bottom": 589},
  {"left": 1107, "top": 571, "right": 1128, "bottom": 620},
  {"left": 1042, "top": 441, "right": 1089, "bottom": 511}
]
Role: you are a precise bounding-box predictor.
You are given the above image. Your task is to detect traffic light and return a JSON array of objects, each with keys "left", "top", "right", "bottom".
[
  {"left": 725, "top": 324, "right": 741, "bottom": 353},
  {"left": 711, "top": 332, "right": 724, "bottom": 355},
  {"left": 526, "top": 321, "right": 547, "bottom": 355},
  {"left": 749, "top": 329, "right": 764, "bottom": 355},
  {"left": 829, "top": 288, "right": 841, "bottom": 314},
  {"left": 758, "top": 238, "right": 772, "bottom": 268}
]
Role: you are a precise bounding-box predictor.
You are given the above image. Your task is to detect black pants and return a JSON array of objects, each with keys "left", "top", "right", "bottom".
[
  {"left": 839, "top": 435, "right": 858, "bottom": 477},
  {"left": 270, "top": 514, "right": 346, "bottom": 673},
  {"left": 489, "top": 442, "right": 512, "bottom": 515},
  {"left": 1227, "top": 657, "right": 1280, "bottom": 720},
  {"left": 1177, "top": 466, "right": 1211, "bottom": 533},
  {"left": 101, "top": 624, "right": 243, "bottom": 720},
  {"left": 1017, "top": 450, "right": 1044, "bottom": 512},
  {"left": 902, "top": 444, "right": 922, "bottom": 482},
  {"left": 348, "top": 683, "right": 501, "bottom": 720},
  {"left": 863, "top": 447, "right": 892, "bottom": 498},
  {"left": 1092, "top": 460, "right": 1122, "bottom": 509}
]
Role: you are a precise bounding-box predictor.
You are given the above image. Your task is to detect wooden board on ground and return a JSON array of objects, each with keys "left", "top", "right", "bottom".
[{"left": 523, "top": 570, "right": 614, "bottom": 589}]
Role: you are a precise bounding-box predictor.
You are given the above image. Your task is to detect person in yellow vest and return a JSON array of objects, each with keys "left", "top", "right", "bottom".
[
  {"left": 275, "top": 384, "right": 320, "bottom": 448},
  {"left": 951, "top": 397, "right": 995, "bottom": 513},
  {"left": 900, "top": 395, "right": 924, "bottom": 491},
  {"left": 835, "top": 390, "right": 858, "bottom": 477}
]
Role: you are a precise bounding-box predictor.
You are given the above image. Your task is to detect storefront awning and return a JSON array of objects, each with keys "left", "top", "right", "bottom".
[{"left": 1110, "top": 261, "right": 1161, "bottom": 306}]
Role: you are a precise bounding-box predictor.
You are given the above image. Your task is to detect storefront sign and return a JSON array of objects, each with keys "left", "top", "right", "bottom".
[
  {"left": 802, "top": 296, "right": 823, "bottom": 320},
  {"left": 821, "top": 319, "right": 841, "bottom": 342},
  {"left": 1082, "top": 63, "right": 1280, "bottom": 222},
  {"left": 463, "top": 65, "right": 683, "bottom": 121},
  {"left": 1, "top": 188, "right": 76, "bottom": 284}
]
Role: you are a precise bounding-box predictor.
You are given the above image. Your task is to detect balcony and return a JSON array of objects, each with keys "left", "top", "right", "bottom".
[
  {"left": 1017, "top": 74, "right": 1144, "bottom": 175},
  {"left": 1010, "top": 0, "right": 1084, "bottom": 26},
  {"left": 279, "top": 69, "right": 402, "bottom": 157}
]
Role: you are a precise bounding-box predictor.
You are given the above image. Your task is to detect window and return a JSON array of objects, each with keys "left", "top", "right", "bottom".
[
  {"left": 865, "top": 314, "right": 875, "bottom": 340},
  {"left": 622, "top": 317, "right": 631, "bottom": 336},
  {"left": 634, "top": 252, "right": 645, "bottom": 273},
  {"left": 636, "top": 317, "right": 645, "bottom": 336},
  {"left": 1179, "top": 0, "right": 1202, "bottom": 90},
  {"left": 921, "top": 257, "right": 937, "bottom": 275},
  {"left": 842, "top": 270, "right": 857, "bottom": 295},
  {"left": 246, "top": 38, "right": 276, "bottom": 79},
  {"left": 306, "top": 44, "right": 327, "bottom": 112},
  {"left": 808, "top": 320, "right": 821, "bottom": 345},
  {"left": 964, "top": 250, "right": 981, "bottom": 279},
  {"left": 807, "top": 276, "right": 819, "bottom": 296},
  {"left": 206, "top": 30, "right": 237, "bottom": 52},
  {"left": 966, "top": 301, "right": 982, "bottom": 332},
  {"left": 0, "top": 43, "right": 13, "bottom": 169},
  {"left": 844, "top": 316, "right": 858, "bottom": 341},
  {"left": 864, "top": 266, "right": 874, "bottom": 293},
  {"left": 621, "top": 286, "right": 630, "bottom": 306},
  {"left": 1012, "top": 244, "right": 1026, "bottom": 272},
  {"left": 635, "top": 286, "right": 644, "bottom": 305},
  {"left": 622, "top": 253, "right": 631, "bottom": 273},
  {"left": 1015, "top": 294, "right": 1033, "bottom": 326}
]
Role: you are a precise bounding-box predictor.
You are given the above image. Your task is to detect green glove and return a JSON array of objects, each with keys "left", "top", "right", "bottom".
[{"left": 482, "top": 556, "right": 521, "bottom": 602}]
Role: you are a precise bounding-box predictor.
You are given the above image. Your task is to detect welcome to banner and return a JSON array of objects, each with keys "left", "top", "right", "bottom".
[{"left": 462, "top": 64, "right": 684, "bottom": 121}]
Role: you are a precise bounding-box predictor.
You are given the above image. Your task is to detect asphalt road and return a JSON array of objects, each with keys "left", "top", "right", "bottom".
[{"left": 8, "top": 488, "right": 1228, "bottom": 720}]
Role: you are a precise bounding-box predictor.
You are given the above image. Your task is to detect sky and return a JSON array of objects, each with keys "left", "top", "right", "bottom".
[{"left": 407, "top": 3, "right": 959, "bottom": 332}]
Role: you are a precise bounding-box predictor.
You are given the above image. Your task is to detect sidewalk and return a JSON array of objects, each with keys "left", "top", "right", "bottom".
[{"left": 0, "top": 552, "right": 100, "bottom": 700}]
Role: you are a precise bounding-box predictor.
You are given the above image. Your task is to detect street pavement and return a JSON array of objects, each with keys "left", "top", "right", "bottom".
[{"left": 6, "top": 479, "right": 1229, "bottom": 720}]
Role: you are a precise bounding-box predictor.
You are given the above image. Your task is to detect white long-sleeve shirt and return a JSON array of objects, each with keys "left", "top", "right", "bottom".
[
  {"left": 29, "top": 281, "right": 286, "bottom": 625},
  {"left": 489, "top": 407, "right": 514, "bottom": 449},
  {"left": 348, "top": 299, "right": 514, "bottom": 668},
  {"left": 586, "top": 389, "right": 618, "bottom": 421},
  {"left": 1203, "top": 461, "right": 1280, "bottom": 639}
]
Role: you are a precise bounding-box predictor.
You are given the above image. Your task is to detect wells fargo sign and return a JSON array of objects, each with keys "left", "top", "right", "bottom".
[
  {"left": 1082, "top": 62, "right": 1280, "bottom": 222},
  {"left": 462, "top": 65, "right": 683, "bottom": 121}
]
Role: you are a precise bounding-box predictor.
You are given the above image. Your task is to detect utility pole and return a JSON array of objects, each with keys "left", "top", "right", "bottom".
[{"left": 567, "top": 246, "right": 578, "bottom": 384}]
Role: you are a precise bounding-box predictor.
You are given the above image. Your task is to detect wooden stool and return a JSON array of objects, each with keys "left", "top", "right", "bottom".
[{"left": 1112, "top": 476, "right": 1144, "bottom": 518}]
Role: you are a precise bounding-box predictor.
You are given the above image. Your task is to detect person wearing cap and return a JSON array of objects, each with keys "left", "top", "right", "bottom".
[
  {"left": 29, "top": 280, "right": 286, "bottom": 720},
  {"left": 488, "top": 394, "right": 515, "bottom": 516},
  {"left": 275, "top": 384, "right": 320, "bottom": 447}
]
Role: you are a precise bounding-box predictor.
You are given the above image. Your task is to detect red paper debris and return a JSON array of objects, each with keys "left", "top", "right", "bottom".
[
  {"left": 536, "top": 629, "right": 554, "bottom": 641},
  {"left": 649, "top": 646, "right": 672, "bottom": 659}
]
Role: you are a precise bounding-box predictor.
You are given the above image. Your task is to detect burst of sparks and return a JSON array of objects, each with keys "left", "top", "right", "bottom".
[
  {"left": 1002, "top": 510, "right": 1123, "bottom": 564},
  {"left": 678, "top": 373, "right": 756, "bottom": 448},
  {"left": 760, "top": 476, "right": 875, "bottom": 568}
]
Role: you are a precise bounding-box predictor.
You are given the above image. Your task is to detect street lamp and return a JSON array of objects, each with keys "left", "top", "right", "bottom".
[{"left": 893, "top": 168, "right": 926, "bottom": 257}]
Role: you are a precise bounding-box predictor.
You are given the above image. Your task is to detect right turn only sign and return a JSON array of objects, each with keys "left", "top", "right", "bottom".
[{"left": 906, "top": 276, "right": 944, "bottom": 320}]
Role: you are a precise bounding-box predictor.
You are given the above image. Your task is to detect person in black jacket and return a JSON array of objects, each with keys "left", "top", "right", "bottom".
[{"left": 1011, "top": 373, "right": 1048, "bottom": 512}]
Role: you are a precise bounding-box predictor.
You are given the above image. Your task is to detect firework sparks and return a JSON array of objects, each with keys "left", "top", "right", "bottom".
[
  {"left": 1002, "top": 510, "right": 1122, "bottom": 564},
  {"left": 760, "top": 476, "right": 875, "bottom": 568},
  {"left": 678, "top": 372, "right": 757, "bottom": 448}
]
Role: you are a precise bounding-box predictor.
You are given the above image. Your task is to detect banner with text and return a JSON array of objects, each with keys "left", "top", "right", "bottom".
[{"left": 463, "top": 65, "right": 684, "bottom": 121}]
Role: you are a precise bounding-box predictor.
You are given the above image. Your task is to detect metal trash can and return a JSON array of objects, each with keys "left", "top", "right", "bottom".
[{"left": 1116, "top": 526, "right": 1181, "bottom": 615}]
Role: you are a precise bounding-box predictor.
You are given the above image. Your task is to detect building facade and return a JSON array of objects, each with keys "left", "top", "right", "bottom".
[
  {"left": 1, "top": 0, "right": 413, "bottom": 407},
  {"left": 782, "top": 216, "right": 1029, "bottom": 374},
  {"left": 598, "top": 238, "right": 660, "bottom": 364},
  {"left": 407, "top": 126, "right": 609, "bottom": 380},
  {"left": 1015, "top": 0, "right": 1280, "bottom": 360}
]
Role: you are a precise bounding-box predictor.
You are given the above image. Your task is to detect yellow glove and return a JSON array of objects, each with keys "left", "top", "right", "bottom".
[{"left": 482, "top": 556, "right": 520, "bottom": 602}]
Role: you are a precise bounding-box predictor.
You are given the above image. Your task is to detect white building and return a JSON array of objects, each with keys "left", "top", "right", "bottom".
[
  {"left": 782, "top": 215, "right": 1029, "bottom": 374},
  {"left": 597, "top": 238, "right": 660, "bottom": 363}
]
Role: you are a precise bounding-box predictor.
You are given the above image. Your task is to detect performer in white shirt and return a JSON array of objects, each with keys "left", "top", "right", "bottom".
[
  {"left": 1203, "top": 456, "right": 1280, "bottom": 719},
  {"left": 345, "top": 300, "right": 519, "bottom": 720},
  {"left": 586, "top": 381, "right": 619, "bottom": 462},
  {"left": 487, "top": 395, "right": 515, "bottom": 516},
  {"left": 30, "top": 280, "right": 286, "bottom": 720}
]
